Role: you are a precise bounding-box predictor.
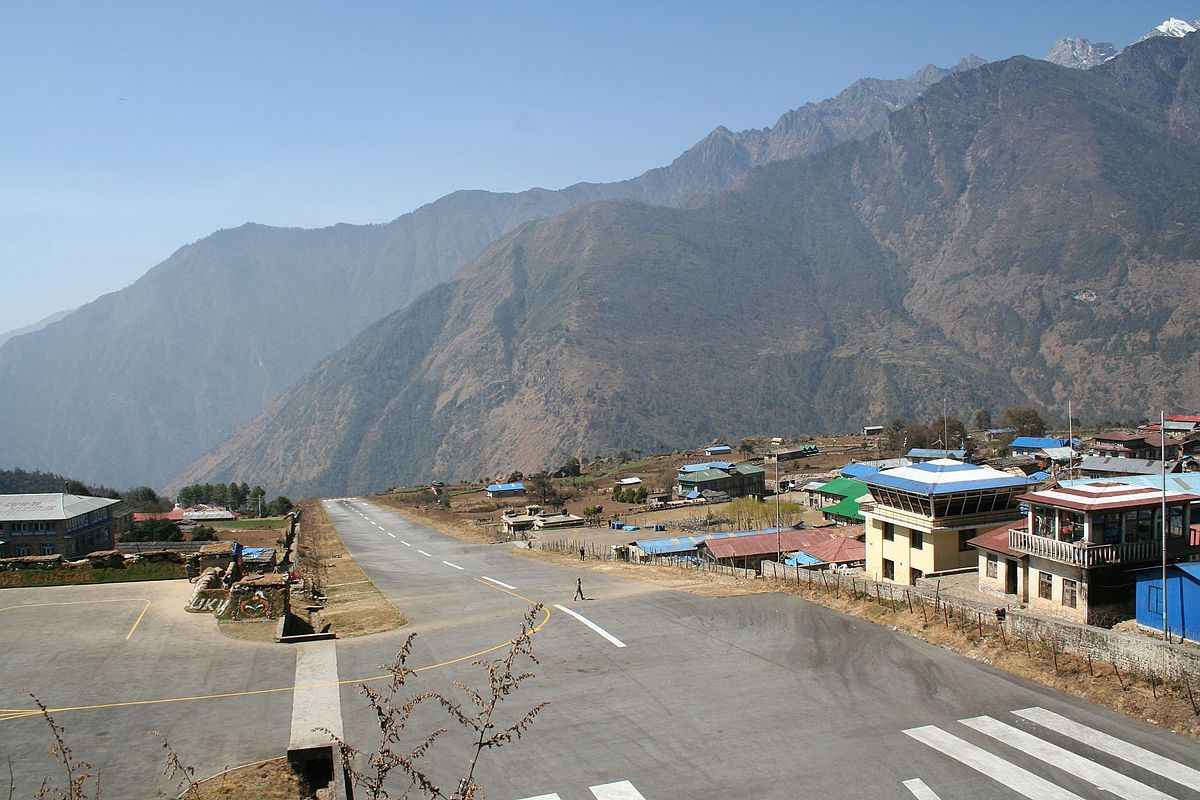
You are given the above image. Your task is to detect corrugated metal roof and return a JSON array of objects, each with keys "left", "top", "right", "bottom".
[
  {"left": 632, "top": 528, "right": 767, "bottom": 556},
  {"left": 486, "top": 482, "right": 526, "bottom": 492},
  {"left": 1080, "top": 457, "right": 1173, "bottom": 476},
  {"left": 820, "top": 496, "right": 866, "bottom": 522},
  {"left": 865, "top": 459, "right": 1029, "bottom": 495},
  {"left": 701, "top": 529, "right": 837, "bottom": 559},
  {"left": 0, "top": 493, "right": 119, "bottom": 522},
  {"left": 839, "top": 463, "right": 881, "bottom": 479},
  {"left": 679, "top": 461, "right": 733, "bottom": 472},
  {"left": 1011, "top": 436, "right": 1069, "bottom": 449},
  {"left": 907, "top": 448, "right": 967, "bottom": 460},
  {"left": 705, "top": 445, "right": 733, "bottom": 453},
  {"left": 797, "top": 537, "right": 866, "bottom": 564},
  {"left": 967, "top": 522, "right": 1024, "bottom": 558},
  {"left": 1018, "top": 481, "right": 1199, "bottom": 512},
  {"left": 814, "top": 477, "right": 870, "bottom": 499},
  {"left": 1062, "top": 474, "right": 1200, "bottom": 493}
]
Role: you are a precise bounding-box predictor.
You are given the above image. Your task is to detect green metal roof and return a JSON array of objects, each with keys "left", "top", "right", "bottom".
[
  {"left": 813, "top": 477, "right": 869, "bottom": 500},
  {"left": 819, "top": 496, "right": 866, "bottom": 522}
]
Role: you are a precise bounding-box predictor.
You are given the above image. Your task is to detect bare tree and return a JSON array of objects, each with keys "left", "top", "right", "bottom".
[
  {"left": 327, "top": 605, "right": 547, "bottom": 799},
  {"left": 149, "top": 731, "right": 200, "bottom": 799}
]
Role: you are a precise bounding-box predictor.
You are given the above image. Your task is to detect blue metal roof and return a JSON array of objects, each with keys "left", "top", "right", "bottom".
[
  {"left": 632, "top": 528, "right": 778, "bottom": 556},
  {"left": 686, "top": 491, "right": 701, "bottom": 499},
  {"left": 1061, "top": 474, "right": 1200, "bottom": 493},
  {"left": 679, "top": 461, "right": 733, "bottom": 472},
  {"left": 907, "top": 448, "right": 967, "bottom": 460},
  {"left": 840, "top": 463, "right": 881, "bottom": 478},
  {"left": 1010, "top": 436, "right": 1068, "bottom": 450},
  {"left": 705, "top": 445, "right": 733, "bottom": 453},
  {"left": 865, "top": 461, "right": 1029, "bottom": 495},
  {"left": 1026, "top": 471, "right": 1051, "bottom": 482},
  {"left": 486, "top": 482, "right": 525, "bottom": 492}
]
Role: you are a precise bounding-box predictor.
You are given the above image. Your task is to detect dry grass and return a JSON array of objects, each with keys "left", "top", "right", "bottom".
[
  {"left": 299, "top": 499, "right": 407, "bottom": 637},
  {"left": 191, "top": 757, "right": 312, "bottom": 799}
]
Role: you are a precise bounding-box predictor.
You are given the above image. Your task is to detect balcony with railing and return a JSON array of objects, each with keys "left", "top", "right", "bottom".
[{"left": 1008, "top": 528, "right": 1160, "bottom": 567}]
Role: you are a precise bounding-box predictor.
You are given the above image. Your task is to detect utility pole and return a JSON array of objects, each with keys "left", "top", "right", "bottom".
[
  {"left": 775, "top": 454, "right": 782, "bottom": 564},
  {"left": 1161, "top": 410, "right": 1169, "bottom": 642}
]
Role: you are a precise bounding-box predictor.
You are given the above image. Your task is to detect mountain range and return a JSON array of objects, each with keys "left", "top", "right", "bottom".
[
  {"left": 1044, "top": 16, "right": 1199, "bottom": 69},
  {"left": 0, "top": 56, "right": 983, "bottom": 489},
  {"left": 175, "top": 32, "right": 1200, "bottom": 497}
]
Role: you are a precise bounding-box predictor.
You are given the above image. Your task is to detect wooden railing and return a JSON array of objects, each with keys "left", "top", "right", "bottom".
[{"left": 1008, "top": 529, "right": 1159, "bottom": 567}]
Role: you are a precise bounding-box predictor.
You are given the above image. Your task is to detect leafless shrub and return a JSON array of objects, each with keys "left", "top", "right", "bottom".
[
  {"left": 326, "top": 605, "right": 547, "bottom": 799},
  {"left": 149, "top": 731, "right": 200, "bottom": 799},
  {"left": 29, "top": 695, "right": 100, "bottom": 800}
]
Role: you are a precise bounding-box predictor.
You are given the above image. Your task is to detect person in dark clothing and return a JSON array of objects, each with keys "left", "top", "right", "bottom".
[
  {"left": 574, "top": 578, "right": 585, "bottom": 601},
  {"left": 579, "top": 546, "right": 586, "bottom": 560}
]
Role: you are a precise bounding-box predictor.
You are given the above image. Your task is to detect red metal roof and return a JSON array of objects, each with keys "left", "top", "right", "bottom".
[
  {"left": 132, "top": 508, "right": 185, "bottom": 522},
  {"left": 798, "top": 537, "right": 866, "bottom": 564},
  {"left": 701, "top": 529, "right": 838, "bottom": 560},
  {"left": 1166, "top": 414, "right": 1200, "bottom": 423},
  {"left": 968, "top": 522, "right": 1025, "bottom": 558}
]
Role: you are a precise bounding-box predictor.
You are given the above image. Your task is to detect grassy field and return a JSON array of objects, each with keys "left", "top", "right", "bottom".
[
  {"left": 214, "top": 517, "right": 290, "bottom": 530},
  {"left": 0, "top": 562, "right": 184, "bottom": 588}
]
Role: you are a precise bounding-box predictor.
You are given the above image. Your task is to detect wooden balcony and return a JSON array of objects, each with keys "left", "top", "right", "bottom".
[{"left": 1008, "top": 529, "right": 1160, "bottom": 567}]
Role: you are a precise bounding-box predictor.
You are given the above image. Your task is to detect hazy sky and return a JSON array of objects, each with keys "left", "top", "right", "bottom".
[{"left": 0, "top": 1, "right": 1187, "bottom": 330}]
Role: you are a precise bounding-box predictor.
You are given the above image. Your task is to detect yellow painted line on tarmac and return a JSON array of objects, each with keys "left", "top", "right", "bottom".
[
  {"left": 0, "top": 576, "right": 552, "bottom": 723},
  {"left": 0, "top": 598, "right": 152, "bottom": 642}
]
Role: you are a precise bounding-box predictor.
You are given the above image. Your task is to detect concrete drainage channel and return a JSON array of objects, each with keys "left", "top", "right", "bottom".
[{"left": 287, "top": 640, "right": 352, "bottom": 798}]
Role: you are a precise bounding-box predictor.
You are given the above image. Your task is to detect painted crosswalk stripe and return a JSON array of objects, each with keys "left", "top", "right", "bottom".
[
  {"left": 903, "top": 725, "right": 1083, "bottom": 800},
  {"left": 417, "top": 549, "right": 432, "bottom": 557},
  {"left": 902, "top": 778, "right": 940, "bottom": 799},
  {"left": 443, "top": 560, "right": 464, "bottom": 570},
  {"left": 961, "top": 716, "right": 1172, "bottom": 800},
  {"left": 553, "top": 605, "right": 626, "bottom": 648},
  {"left": 481, "top": 576, "right": 516, "bottom": 590},
  {"left": 589, "top": 781, "right": 646, "bottom": 800},
  {"left": 1014, "top": 707, "right": 1200, "bottom": 792}
]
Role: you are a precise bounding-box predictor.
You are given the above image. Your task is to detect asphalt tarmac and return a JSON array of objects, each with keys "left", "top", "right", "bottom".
[{"left": 2, "top": 498, "right": 1198, "bottom": 799}]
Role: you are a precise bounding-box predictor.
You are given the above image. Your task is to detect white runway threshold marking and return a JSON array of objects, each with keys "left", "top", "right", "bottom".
[
  {"left": 553, "top": 605, "right": 626, "bottom": 648},
  {"left": 961, "top": 716, "right": 1172, "bottom": 800},
  {"left": 481, "top": 576, "right": 516, "bottom": 590},
  {"left": 589, "top": 781, "right": 646, "bottom": 799},
  {"left": 1014, "top": 707, "right": 1200, "bottom": 792},
  {"left": 902, "top": 778, "right": 940, "bottom": 799},
  {"left": 443, "top": 560, "right": 464, "bottom": 570},
  {"left": 903, "top": 725, "right": 1083, "bottom": 800}
]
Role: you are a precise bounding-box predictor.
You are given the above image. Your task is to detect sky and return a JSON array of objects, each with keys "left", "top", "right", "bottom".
[{"left": 0, "top": 1, "right": 1189, "bottom": 330}]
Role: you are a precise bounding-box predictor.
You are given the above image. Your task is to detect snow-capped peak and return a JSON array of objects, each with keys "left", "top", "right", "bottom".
[{"left": 1146, "top": 17, "right": 1199, "bottom": 39}]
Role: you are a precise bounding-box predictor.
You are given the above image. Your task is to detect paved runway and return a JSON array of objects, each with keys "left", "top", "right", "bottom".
[{"left": 2, "top": 497, "right": 1198, "bottom": 799}]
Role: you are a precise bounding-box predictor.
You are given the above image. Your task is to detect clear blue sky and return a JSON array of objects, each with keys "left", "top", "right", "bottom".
[{"left": 0, "top": 1, "right": 1187, "bottom": 330}]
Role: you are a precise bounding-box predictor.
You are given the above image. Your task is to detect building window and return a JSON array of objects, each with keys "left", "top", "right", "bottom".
[
  {"left": 15, "top": 545, "right": 30, "bottom": 556},
  {"left": 1038, "top": 571, "right": 1052, "bottom": 600},
  {"left": 959, "top": 529, "right": 974, "bottom": 551},
  {"left": 883, "top": 522, "right": 895, "bottom": 541},
  {"left": 911, "top": 529, "right": 923, "bottom": 549},
  {"left": 40, "top": 543, "right": 56, "bottom": 555},
  {"left": 1147, "top": 584, "right": 1163, "bottom": 615},
  {"left": 910, "top": 567, "right": 924, "bottom": 584},
  {"left": 1062, "top": 578, "right": 1078, "bottom": 609},
  {"left": 883, "top": 558, "right": 895, "bottom": 580},
  {"left": 986, "top": 553, "right": 998, "bottom": 579}
]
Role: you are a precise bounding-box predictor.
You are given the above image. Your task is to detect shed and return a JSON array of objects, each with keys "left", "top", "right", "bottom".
[
  {"left": 705, "top": 444, "right": 733, "bottom": 456},
  {"left": 486, "top": 482, "right": 527, "bottom": 498},
  {"left": 1135, "top": 563, "right": 1200, "bottom": 642}
]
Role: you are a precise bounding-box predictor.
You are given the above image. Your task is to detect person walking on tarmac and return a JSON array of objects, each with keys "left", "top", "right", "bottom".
[{"left": 574, "top": 577, "right": 585, "bottom": 601}]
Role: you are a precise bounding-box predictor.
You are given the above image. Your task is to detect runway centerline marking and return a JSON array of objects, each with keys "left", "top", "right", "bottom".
[
  {"left": 553, "top": 605, "right": 626, "bottom": 648},
  {"left": 417, "top": 549, "right": 432, "bottom": 557},
  {"left": 481, "top": 576, "right": 516, "bottom": 590},
  {"left": 443, "top": 561, "right": 464, "bottom": 570},
  {"left": 400, "top": 541, "right": 411, "bottom": 546}
]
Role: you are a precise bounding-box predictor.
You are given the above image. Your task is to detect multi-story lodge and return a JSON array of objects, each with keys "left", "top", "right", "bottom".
[
  {"left": 675, "top": 461, "right": 766, "bottom": 500},
  {"left": 974, "top": 481, "right": 1199, "bottom": 625},
  {"left": 0, "top": 493, "right": 131, "bottom": 559},
  {"left": 862, "top": 459, "right": 1030, "bottom": 586}
]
